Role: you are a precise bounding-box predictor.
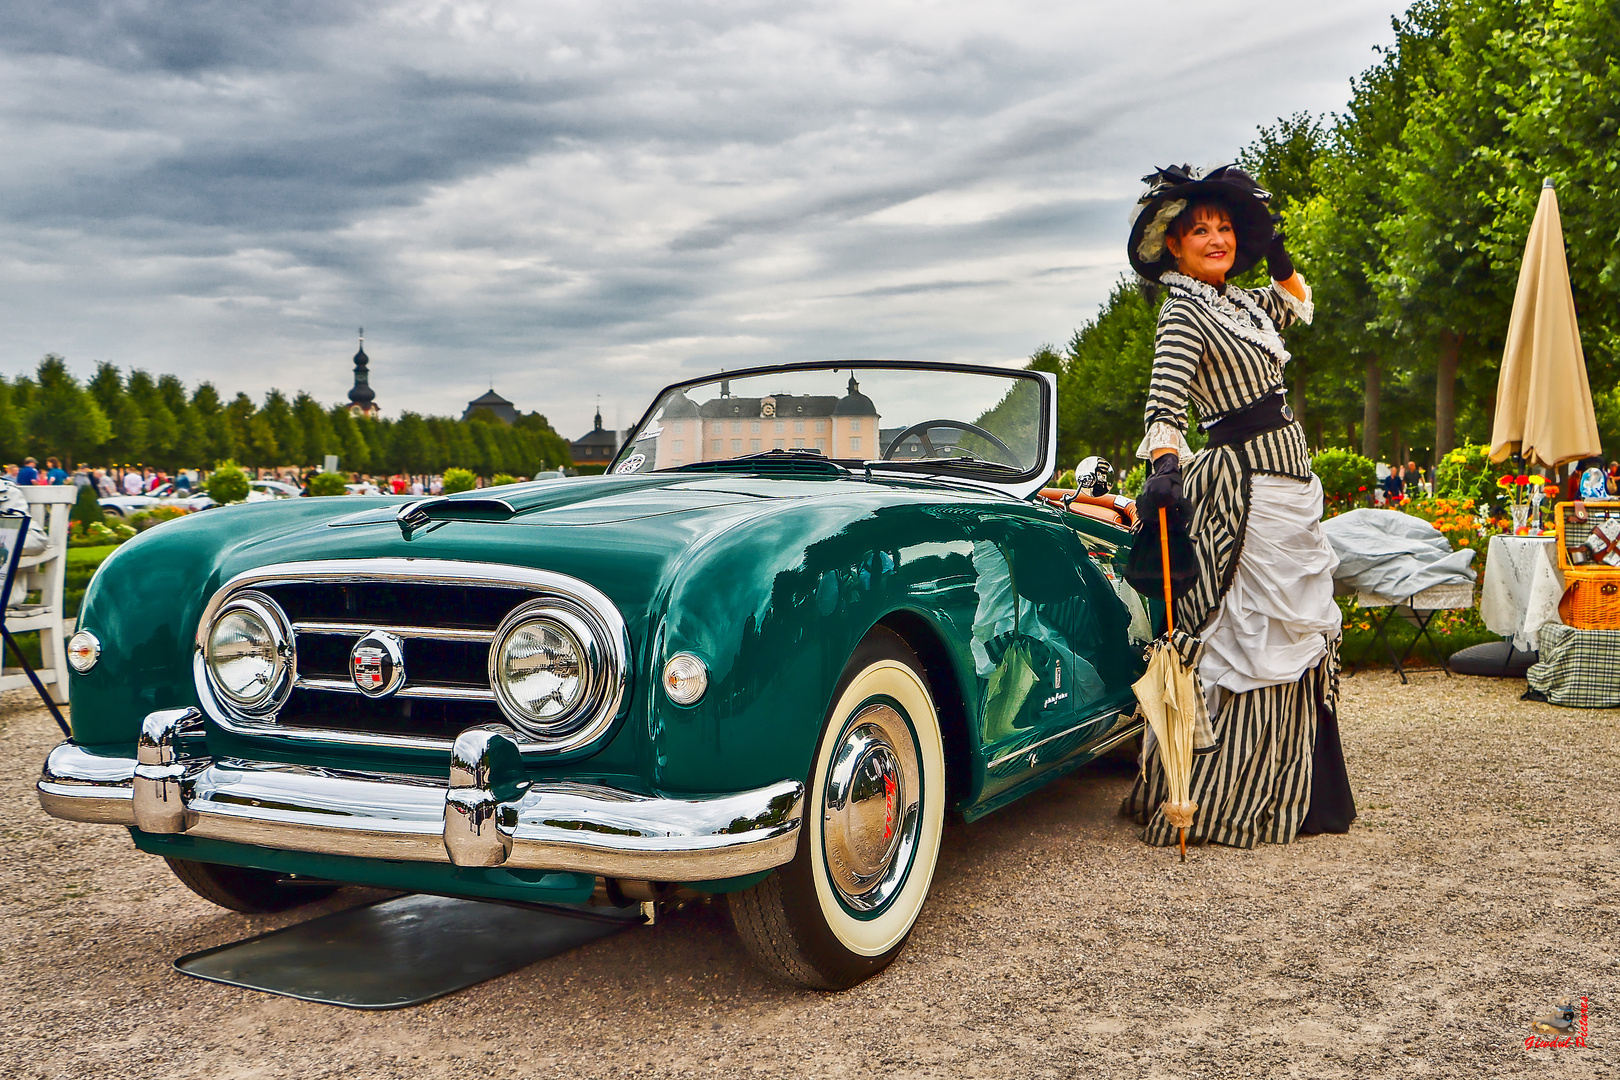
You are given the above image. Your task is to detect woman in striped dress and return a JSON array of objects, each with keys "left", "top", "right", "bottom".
[{"left": 1122, "top": 164, "right": 1356, "bottom": 848}]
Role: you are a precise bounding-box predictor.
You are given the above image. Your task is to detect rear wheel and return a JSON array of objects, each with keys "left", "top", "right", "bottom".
[
  {"left": 729, "top": 630, "right": 946, "bottom": 989},
  {"left": 163, "top": 857, "right": 338, "bottom": 914}
]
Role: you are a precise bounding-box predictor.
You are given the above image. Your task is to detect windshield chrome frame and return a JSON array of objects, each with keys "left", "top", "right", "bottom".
[{"left": 611, "top": 360, "right": 1056, "bottom": 500}]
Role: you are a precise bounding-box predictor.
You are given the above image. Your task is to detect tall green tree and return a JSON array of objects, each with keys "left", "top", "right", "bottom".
[
  {"left": 89, "top": 363, "right": 147, "bottom": 465},
  {"left": 1378, "top": 0, "right": 1541, "bottom": 463},
  {"left": 191, "top": 383, "right": 239, "bottom": 465},
  {"left": 0, "top": 378, "right": 23, "bottom": 461},
  {"left": 260, "top": 390, "right": 302, "bottom": 467},
  {"left": 126, "top": 370, "right": 179, "bottom": 468},
  {"left": 27, "top": 355, "right": 111, "bottom": 467},
  {"left": 226, "top": 392, "right": 278, "bottom": 468},
  {"left": 291, "top": 392, "right": 333, "bottom": 468},
  {"left": 326, "top": 405, "right": 370, "bottom": 473},
  {"left": 1474, "top": 0, "right": 1620, "bottom": 389}
]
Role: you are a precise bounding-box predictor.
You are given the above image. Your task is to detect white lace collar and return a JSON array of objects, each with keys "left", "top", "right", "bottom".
[{"left": 1161, "top": 270, "right": 1291, "bottom": 366}]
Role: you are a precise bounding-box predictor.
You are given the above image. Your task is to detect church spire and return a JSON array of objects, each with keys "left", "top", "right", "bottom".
[{"left": 347, "top": 327, "right": 379, "bottom": 417}]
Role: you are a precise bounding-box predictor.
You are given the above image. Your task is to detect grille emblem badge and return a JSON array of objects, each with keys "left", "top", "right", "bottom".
[{"left": 350, "top": 631, "right": 406, "bottom": 698}]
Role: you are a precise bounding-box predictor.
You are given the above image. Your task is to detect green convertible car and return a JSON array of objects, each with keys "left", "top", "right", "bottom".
[{"left": 40, "top": 360, "right": 1151, "bottom": 989}]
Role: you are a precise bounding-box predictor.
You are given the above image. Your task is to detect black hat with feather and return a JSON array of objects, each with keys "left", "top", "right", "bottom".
[{"left": 1127, "top": 164, "right": 1275, "bottom": 282}]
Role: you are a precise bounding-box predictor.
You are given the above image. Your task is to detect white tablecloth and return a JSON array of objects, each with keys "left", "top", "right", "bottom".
[{"left": 1479, "top": 535, "right": 1565, "bottom": 651}]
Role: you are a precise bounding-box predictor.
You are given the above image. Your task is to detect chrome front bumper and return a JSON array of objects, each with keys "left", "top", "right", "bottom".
[{"left": 38, "top": 709, "right": 804, "bottom": 882}]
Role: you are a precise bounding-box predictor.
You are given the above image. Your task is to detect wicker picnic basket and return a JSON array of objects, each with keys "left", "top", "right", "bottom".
[{"left": 1554, "top": 501, "right": 1620, "bottom": 630}]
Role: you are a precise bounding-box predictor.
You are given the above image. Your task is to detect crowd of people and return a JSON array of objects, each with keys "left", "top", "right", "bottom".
[{"left": 2, "top": 456, "right": 562, "bottom": 501}]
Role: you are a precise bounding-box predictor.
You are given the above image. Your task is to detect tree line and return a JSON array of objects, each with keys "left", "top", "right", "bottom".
[
  {"left": 5, "top": 355, "right": 576, "bottom": 477},
  {"left": 1040, "top": 0, "right": 1620, "bottom": 472}
]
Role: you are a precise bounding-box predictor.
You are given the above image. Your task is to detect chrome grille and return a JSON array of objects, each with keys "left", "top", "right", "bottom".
[{"left": 193, "top": 559, "right": 629, "bottom": 753}]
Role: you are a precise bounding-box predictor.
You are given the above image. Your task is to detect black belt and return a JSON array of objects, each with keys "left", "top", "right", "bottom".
[{"left": 1203, "top": 392, "right": 1295, "bottom": 449}]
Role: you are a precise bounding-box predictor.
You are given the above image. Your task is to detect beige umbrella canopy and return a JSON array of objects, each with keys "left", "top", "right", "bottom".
[
  {"left": 1131, "top": 510, "right": 1213, "bottom": 861},
  {"left": 1490, "top": 180, "right": 1602, "bottom": 468},
  {"left": 1133, "top": 641, "right": 1201, "bottom": 860}
]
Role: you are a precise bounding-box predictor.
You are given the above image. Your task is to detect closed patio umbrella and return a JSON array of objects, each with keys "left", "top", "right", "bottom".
[{"left": 1489, "top": 180, "right": 1602, "bottom": 469}]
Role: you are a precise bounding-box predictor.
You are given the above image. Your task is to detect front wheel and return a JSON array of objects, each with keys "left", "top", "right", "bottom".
[
  {"left": 163, "top": 857, "right": 338, "bottom": 914},
  {"left": 729, "top": 630, "right": 946, "bottom": 989}
]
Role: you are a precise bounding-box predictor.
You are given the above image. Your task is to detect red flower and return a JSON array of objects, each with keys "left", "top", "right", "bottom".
[
  {"left": 1358, "top": 486, "right": 1366, "bottom": 491},
  {"left": 1515, "top": 474, "right": 1530, "bottom": 485}
]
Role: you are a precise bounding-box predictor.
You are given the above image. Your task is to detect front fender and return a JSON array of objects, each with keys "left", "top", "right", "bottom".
[{"left": 647, "top": 499, "right": 984, "bottom": 796}]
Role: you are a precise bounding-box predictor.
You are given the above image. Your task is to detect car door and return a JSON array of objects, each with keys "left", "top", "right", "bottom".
[{"left": 971, "top": 506, "right": 1143, "bottom": 802}]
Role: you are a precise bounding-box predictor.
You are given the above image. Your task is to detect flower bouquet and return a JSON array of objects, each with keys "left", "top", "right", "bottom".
[{"left": 1498, "top": 472, "right": 1548, "bottom": 535}]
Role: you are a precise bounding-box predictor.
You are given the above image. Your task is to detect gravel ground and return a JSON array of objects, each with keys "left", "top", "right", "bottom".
[{"left": 2, "top": 672, "right": 1615, "bottom": 1079}]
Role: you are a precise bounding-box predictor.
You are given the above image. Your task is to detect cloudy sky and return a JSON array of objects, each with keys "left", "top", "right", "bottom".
[{"left": 0, "top": 0, "right": 1398, "bottom": 440}]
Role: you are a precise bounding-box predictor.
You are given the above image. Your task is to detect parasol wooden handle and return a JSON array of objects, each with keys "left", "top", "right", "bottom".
[{"left": 1159, "top": 506, "right": 1174, "bottom": 636}]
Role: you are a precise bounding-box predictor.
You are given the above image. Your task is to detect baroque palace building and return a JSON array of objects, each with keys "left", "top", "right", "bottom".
[{"left": 646, "top": 375, "right": 878, "bottom": 470}]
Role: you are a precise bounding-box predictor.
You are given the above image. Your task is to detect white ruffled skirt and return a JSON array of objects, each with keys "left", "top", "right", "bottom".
[{"left": 1197, "top": 473, "right": 1342, "bottom": 721}]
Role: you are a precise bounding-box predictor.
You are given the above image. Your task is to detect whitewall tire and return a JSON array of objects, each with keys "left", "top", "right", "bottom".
[{"left": 729, "top": 629, "right": 946, "bottom": 989}]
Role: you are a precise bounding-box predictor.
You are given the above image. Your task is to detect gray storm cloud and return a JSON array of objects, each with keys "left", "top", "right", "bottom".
[{"left": 0, "top": 0, "right": 1395, "bottom": 440}]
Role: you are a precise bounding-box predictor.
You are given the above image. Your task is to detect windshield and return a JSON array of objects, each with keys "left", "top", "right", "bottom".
[{"left": 613, "top": 363, "right": 1048, "bottom": 484}]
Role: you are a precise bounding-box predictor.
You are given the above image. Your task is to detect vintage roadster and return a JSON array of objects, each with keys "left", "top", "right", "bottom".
[{"left": 40, "top": 360, "right": 1150, "bottom": 989}]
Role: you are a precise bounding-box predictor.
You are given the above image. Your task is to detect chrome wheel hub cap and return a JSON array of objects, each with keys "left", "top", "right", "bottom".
[{"left": 823, "top": 704, "right": 921, "bottom": 912}]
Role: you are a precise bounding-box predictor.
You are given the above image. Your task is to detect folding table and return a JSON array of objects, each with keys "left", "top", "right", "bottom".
[{"left": 1346, "top": 581, "right": 1476, "bottom": 684}]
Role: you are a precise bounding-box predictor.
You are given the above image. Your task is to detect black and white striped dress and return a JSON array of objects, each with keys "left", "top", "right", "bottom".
[{"left": 1125, "top": 274, "right": 1356, "bottom": 848}]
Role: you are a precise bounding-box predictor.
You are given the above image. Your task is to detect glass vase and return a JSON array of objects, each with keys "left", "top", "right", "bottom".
[
  {"left": 1510, "top": 502, "right": 1530, "bottom": 535},
  {"left": 1529, "top": 489, "right": 1544, "bottom": 534}
]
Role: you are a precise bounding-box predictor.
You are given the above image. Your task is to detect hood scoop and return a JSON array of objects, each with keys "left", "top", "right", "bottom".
[{"left": 395, "top": 496, "right": 515, "bottom": 538}]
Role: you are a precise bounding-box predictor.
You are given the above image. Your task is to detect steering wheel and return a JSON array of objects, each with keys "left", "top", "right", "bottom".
[{"left": 881, "top": 419, "right": 1018, "bottom": 464}]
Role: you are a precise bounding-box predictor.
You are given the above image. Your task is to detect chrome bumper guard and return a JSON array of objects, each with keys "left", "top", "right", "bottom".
[{"left": 38, "top": 709, "right": 804, "bottom": 882}]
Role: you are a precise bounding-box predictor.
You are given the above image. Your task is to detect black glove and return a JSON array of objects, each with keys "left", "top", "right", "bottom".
[
  {"left": 1266, "top": 215, "right": 1294, "bottom": 281},
  {"left": 1125, "top": 453, "right": 1199, "bottom": 601},
  {"left": 1136, "top": 452, "right": 1183, "bottom": 518}
]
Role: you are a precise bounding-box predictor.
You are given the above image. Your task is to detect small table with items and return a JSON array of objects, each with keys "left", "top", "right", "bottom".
[
  {"left": 1346, "top": 581, "right": 1475, "bottom": 684},
  {"left": 1479, "top": 535, "right": 1564, "bottom": 652}
]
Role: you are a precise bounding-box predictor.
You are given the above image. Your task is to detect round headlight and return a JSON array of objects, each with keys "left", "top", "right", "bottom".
[
  {"left": 662, "top": 652, "right": 708, "bottom": 705},
  {"left": 488, "top": 597, "right": 624, "bottom": 748},
  {"left": 67, "top": 630, "right": 101, "bottom": 673},
  {"left": 493, "top": 617, "right": 588, "bottom": 722},
  {"left": 205, "top": 593, "right": 293, "bottom": 715}
]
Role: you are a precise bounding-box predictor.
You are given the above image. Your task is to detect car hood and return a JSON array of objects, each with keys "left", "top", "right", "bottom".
[
  {"left": 324, "top": 473, "right": 816, "bottom": 529},
  {"left": 109, "top": 472, "right": 979, "bottom": 627}
]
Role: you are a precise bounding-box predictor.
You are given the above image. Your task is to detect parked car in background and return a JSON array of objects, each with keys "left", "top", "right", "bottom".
[
  {"left": 246, "top": 480, "right": 304, "bottom": 501},
  {"left": 41, "top": 360, "right": 1150, "bottom": 989},
  {"left": 99, "top": 482, "right": 216, "bottom": 518}
]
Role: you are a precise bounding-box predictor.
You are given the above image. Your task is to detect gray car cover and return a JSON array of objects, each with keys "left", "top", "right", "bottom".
[{"left": 1318, "top": 508, "right": 1477, "bottom": 599}]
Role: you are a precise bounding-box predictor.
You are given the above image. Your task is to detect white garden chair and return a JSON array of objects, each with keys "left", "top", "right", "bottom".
[{"left": 1, "top": 486, "right": 76, "bottom": 730}]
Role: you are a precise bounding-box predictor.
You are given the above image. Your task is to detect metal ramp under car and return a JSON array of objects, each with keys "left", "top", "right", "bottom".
[{"left": 174, "top": 894, "right": 642, "bottom": 1009}]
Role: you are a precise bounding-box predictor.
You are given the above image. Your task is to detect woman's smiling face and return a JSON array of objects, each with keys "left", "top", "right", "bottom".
[{"left": 1166, "top": 204, "right": 1236, "bottom": 285}]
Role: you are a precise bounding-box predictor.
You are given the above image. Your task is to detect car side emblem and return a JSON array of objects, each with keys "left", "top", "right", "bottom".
[{"left": 350, "top": 631, "right": 406, "bottom": 698}]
